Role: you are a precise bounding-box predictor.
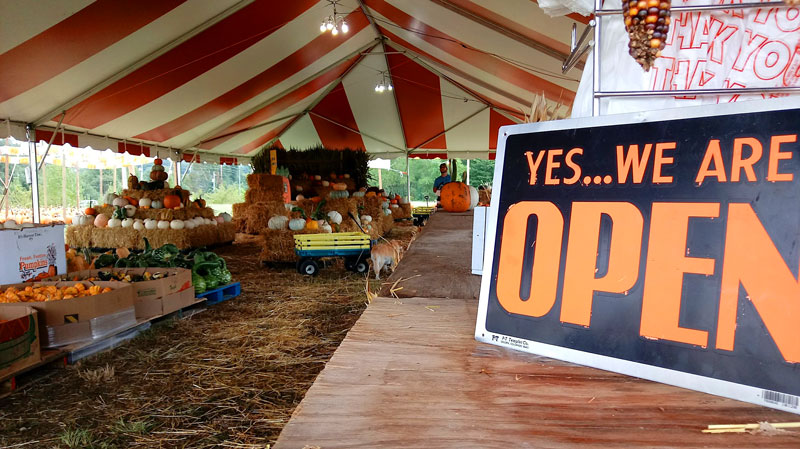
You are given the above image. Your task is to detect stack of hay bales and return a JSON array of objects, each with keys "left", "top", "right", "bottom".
[{"left": 233, "top": 174, "right": 290, "bottom": 234}]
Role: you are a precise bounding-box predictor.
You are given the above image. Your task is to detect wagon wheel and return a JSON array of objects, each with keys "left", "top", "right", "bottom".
[
  {"left": 346, "top": 256, "right": 369, "bottom": 274},
  {"left": 297, "top": 258, "right": 319, "bottom": 276}
]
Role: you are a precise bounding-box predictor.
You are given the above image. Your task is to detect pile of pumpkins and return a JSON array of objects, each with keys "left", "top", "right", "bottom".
[
  {"left": 267, "top": 209, "right": 376, "bottom": 234},
  {"left": 73, "top": 192, "right": 232, "bottom": 230}
]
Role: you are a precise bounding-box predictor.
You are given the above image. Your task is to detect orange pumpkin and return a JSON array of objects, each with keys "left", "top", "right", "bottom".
[
  {"left": 163, "top": 194, "right": 181, "bottom": 209},
  {"left": 440, "top": 182, "right": 472, "bottom": 213},
  {"left": 154, "top": 158, "right": 163, "bottom": 165},
  {"left": 123, "top": 196, "right": 138, "bottom": 206},
  {"left": 85, "top": 207, "right": 97, "bottom": 216},
  {"left": 310, "top": 196, "right": 322, "bottom": 203}
]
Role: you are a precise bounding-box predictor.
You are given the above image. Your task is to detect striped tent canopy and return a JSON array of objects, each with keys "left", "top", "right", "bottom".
[{"left": 0, "top": 0, "right": 588, "bottom": 163}]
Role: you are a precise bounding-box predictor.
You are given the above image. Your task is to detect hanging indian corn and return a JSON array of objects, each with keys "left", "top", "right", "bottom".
[{"left": 623, "top": 0, "right": 671, "bottom": 71}]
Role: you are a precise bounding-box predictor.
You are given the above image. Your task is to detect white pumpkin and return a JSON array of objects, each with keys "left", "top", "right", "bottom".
[
  {"left": 351, "top": 191, "right": 365, "bottom": 198},
  {"left": 133, "top": 220, "right": 145, "bottom": 231},
  {"left": 121, "top": 218, "right": 134, "bottom": 228},
  {"left": 215, "top": 215, "right": 225, "bottom": 224},
  {"left": 112, "top": 197, "right": 129, "bottom": 207},
  {"left": 296, "top": 186, "right": 303, "bottom": 192},
  {"left": 400, "top": 197, "right": 410, "bottom": 205},
  {"left": 220, "top": 212, "right": 232, "bottom": 222},
  {"left": 194, "top": 217, "right": 204, "bottom": 226},
  {"left": 144, "top": 220, "right": 157, "bottom": 230},
  {"left": 321, "top": 223, "right": 332, "bottom": 233},
  {"left": 170, "top": 219, "right": 185, "bottom": 230},
  {"left": 390, "top": 204, "right": 399, "bottom": 209},
  {"left": 157, "top": 220, "right": 170, "bottom": 229},
  {"left": 104, "top": 193, "right": 118, "bottom": 204},
  {"left": 321, "top": 180, "right": 330, "bottom": 187},
  {"left": 138, "top": 197, "right": 152, "bottom": 208},
  {"left": 184, "top": 219, "right": 196, "bottom": 229},
  {"left": 124, "top": 205, "right": 137, "bottom": 217},
  {"left": 288, "top": 218, "right": 306, "bottom": 231},
  {"left": 151, "top": 200, "right": 163, "bottom": 209},
  {"left": 384, "top": 209, "right": 392, "bottom": 216},
  {"left": 361, "top": 214, "right": 372, "bottom": 224},
  {"left": 327, "top": 211, "right": 342, "bottom": 224},
  {"left": 80, "top": 215, "right": 94, "bottom": 226},
  {"left": 107, "top": 218, "right": 122, "bottom": 228},
  {"left": 3, "top": 219, "right": 18, "bottom": 229},
  {"left": 284, "top": 203, "right": 294, "bottom": 211},
  {"left": 151, "top": 164, "right": 165, "bottom": 172},
  {"left": 468, "top": 185, "right": 479, "bottom": 210},
  {"left": 296, "top": 194, "right": 305, "bottom": 201},
  {"left": 268, "top": 215, "right": 289, "bottom": 230},
  {"left": 209, "top": 219, "right": 218, "bottom": 226},
  {"left": 72, "top": 214, "right": 83, "bottom": 225}
]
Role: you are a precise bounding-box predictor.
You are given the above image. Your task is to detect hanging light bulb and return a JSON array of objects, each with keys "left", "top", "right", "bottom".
[
  {"left": 387, "top": 83, "right": 393, "bottom": 91},
  {"left": 320, "top": 22, "right": 327, "bottom": 32},
  {"left": 331, "top": 25, "right": 339, "bottom": 35},
  {"left": 341, "top": 21, "right": 349, "bottom": 33},
  {"left": 375, "top": 84, "right": 381, "bottom": 92},
  {"left": 326, "top": 20, "right": 334, "bottom": 30}
]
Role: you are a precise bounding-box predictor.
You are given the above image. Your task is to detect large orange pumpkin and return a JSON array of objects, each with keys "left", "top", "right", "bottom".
[
  {"left": 163, "top": 194, "right": 181, "bottom": 209},
  {"left": 440, "top": 182, "right": 473, "bottom": 212}
]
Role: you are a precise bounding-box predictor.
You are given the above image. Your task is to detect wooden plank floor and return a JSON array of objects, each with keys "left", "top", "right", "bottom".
[
  {"left": 381, "top": 211, "right": 481, "bottom": 299},
  {"left": 275, "top": 297, "right": 800, "bottom": 448}
]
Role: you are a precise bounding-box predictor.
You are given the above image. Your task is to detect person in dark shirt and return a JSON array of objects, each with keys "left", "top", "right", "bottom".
[{"left": 433, "top": 163, "right": 451, "bottom": 206}]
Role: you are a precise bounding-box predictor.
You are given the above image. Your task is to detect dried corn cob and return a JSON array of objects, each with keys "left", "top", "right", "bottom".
[
  {"left": 622, "top": 0, "right": 671, "bottom": 71},
  {"left": 785, "top": 0, "right": 799, "bottom": 5}
]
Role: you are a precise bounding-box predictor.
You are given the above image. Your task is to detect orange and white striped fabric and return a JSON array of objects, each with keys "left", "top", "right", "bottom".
[{"left": 0, "top": 0, "right": 587, "bottom": 161}]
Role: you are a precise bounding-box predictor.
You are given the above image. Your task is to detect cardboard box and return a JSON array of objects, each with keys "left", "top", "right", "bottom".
[
  {"left": 0, "top": 224, "right": 66, "bottom": 284},
  {"left": 0, "top": 306, "right": 41, "bottom": 379},
  {"left": 45, "top": 268, "right": 193, "bottom": 319},
  {"left": 0, "top": 281, "right": 136, "bottom": 347},
  {"left": 137, "top": 287, "right": 196, "bottom": 319}
]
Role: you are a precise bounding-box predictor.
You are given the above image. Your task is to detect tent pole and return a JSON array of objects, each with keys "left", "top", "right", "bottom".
[
  {"left": 113, "top": 167, "right": 117, "bottom": 194},
  {"left": 42, "top": 155, "right": 47, "bottom": 207},
  {"left": 466, "top": 159, "right": 470, "bottom": 185},
  {"left": 76, "top": 167, "right": 80, "bottom": 209},
  {"left": 26, "top": 125, "right": 40, "bottom": 223},
  {"left": 3, "top": 155, "right": 8, "bottom": 219},
  {"left": 377, "top": 168, "right": 382, "bottom": 189},
  {"left": 99, "top": 168, "right": 104, "bottom": 198},
  {"left": 61, "top": 151, "right": 66, "bottom": 223},
  {"left": 406, "top": 154, "right": 410, "bottom": 201}
]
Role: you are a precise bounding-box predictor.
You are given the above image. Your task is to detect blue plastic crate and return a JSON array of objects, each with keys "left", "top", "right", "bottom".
[{"left": 197, "top": 282, "right": 242, "bottom": 306}]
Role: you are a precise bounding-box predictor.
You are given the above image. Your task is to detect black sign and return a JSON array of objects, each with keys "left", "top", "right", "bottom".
[{"left": 476, "top": 100, "right": 800, "bottom": 413}]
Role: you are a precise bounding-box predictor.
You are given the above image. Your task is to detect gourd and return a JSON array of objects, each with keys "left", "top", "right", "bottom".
[
  {"left": 219, "top": 212, "right": 232, "bottom": 223},
  {"left": 215, "top": 215, "right": 225, "bottom": 224},
  {"left": 104, "top": 193, "right": 118, "bottom": 205},
  {"left": 321, "top": 222, "right": 333, "bottom": 233},
  {"left": 328, "top": 190, "right": 349, "bottom": 199},
  {"left": 94, "top": 214, "right": 110, "bottom": 227},
  {"left": 112, "top": 197, "right": 129, "bottom": 207},
  {"left": 124, "top": 205, "right": 137, "bottom": 217},
  {"left": 144, "top": 219, "right": 157, "bottom": 230},
  {"left": 468, "top": 185, "right": 479, "bottom": 210},
  {"left": 157, "top": 220, "right": 170, "bottom": 229},
  {"left": 288, "top": 218, "right": 306, "bottom": 231},
  {"left": 139, "top": 198, "right": 152, "bottom": 208},
  {"left": 3, "top": 219, "right": 18, "bottom": 229},
  {"left": 151, "top": 200, "right": 163, "bottom": 209},
  {"left": 268, "top": 216, "right": 289, "bottom": 230},
  {"left": 327, "top": 211, "right": 342, "bottom": 224},
  {"left": 305, "top": 220, "right": 319, "bottom": 231},
  {"left": 80, "top": 215, "right": 94, "bottom": 226},
  {"left": 194, "top": 198, "right": 206, "bottom": 208},
  {"left": 121, "top": 218, "right": 134, "bottom": 228},
  {"left": 296, "top": 194, "right": 305, "bottom": 201},
  {"left": 163, "top": 194, "right": 181, "bottom": 209},
  {"left": 384, "top": 209, "right": 392, "bottom": 216},
  {"left": 351, "top": 191, "right": 365, "bottom": 198},
  {"left": 170, "top": 219, "right": 185, "bottom": 230},
  {"left": 361, "top": 215, "right": 372, "bottom": 224},
  {"left": 332, "top": 183, "right": 347, "bottom": 191},
  {"left": 322, "top": 180, "right": 330, "bottom": 187},
  {"left": 440, "top": 182, "right": 473, "bottom": 213},
  {"left": 128, "top": 174, "right": 139, "bottom": 190},
  {"left": 314, "top": 175, "right": 322, "bottom": 181},
  {"left": 123, "top": 196, "right": 138, "bottom": 206},
  {"left": 133, "top": 220, "right": 145, "bottom": 231}
]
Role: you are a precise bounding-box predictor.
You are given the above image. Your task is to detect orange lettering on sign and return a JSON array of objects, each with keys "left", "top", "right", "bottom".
[
  {"left": 560, "top": 202, "right": 644, "bottom": 327},
  {"left": 767, "top": 134, "right": 796, "bottom": 182},
  {"left": 545, "top": 149, "right": 563, "bottom": 185},
  {"left": 731, "top": 137, "right": 762, "bottom": 182},
  {"left": 564, "top": 148, "right": 583, "bottom": 185},
  {"left": 525, "top": 151, "right": 546, "bottom": 185},
  {"left": 616, "top": 144, "right": 652, "bottom": 184},
  {"left": 716, "top": 203, "right": 800, "bottom": 363},
  {"left": 496, "top": 201, "right": 564, "bottom": 317},
  {"left": 695, "top": 139, "right": 727, "bottom": 184},
  {"left": 653, "top": 142, "right": 676, "bottom": 183},
  {"left": 640, "top": 203, "right": 719, "bottom": 347}
]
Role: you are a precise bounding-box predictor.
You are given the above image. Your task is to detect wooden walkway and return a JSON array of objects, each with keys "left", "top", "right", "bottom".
[
  {"left": 275, "top": 296, "right": 800, "bottom": 448},
  {"left": 381, "top": 210, "right": 481, "bottom": 300}
]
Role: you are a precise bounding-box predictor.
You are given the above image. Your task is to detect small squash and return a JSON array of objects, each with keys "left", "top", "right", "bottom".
[
  {"left": 170, "top": 219, "right": 185, "bottom": 230},
  {"left": 288, "top": 218, "right": 306, "bottom": 231},
  {"left": 327, "top": 211, "right": 342, "bottom": 224},
  {"left": 305, "top": 219, "right": 319, "bottom": 231},
  {"left": 163, "top": 194, "right": 181, "bottom": 209},
  {"left": 268, "top": 216, "right": 289, "bottom": 230}
]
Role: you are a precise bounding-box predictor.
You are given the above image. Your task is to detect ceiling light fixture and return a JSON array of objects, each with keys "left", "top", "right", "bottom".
[
  {"left": 319, "top": 0, "right": 348, "bottom": 36},
  {"left": 374, "top": 71, "right": 393, "bottom": 94}
]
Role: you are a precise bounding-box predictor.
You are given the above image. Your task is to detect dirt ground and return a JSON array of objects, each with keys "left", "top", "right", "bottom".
[{"left": 0, "top": 241, "right": 385, "bottom": 449}]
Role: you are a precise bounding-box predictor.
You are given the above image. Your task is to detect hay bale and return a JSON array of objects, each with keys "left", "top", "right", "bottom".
[
  {"left": 87, "top": 227, "right": 141, "bottom": 249},
  {"left": 216, "top": 222, "right": 237, "bottom": 243},
  {"left": 382, "top": 213, "right": 394, "bottom": 234},
  {"left": 245, "top": 189, "right": 283, "bottom": 204},
  {"left": 65, "top": 225, "right": 94, "bottom": 248},
  {"left": 391, "top": 204, "right": 411, "bottom": 219},
  {"left": 259, "top": 229, "right": 298, "bottom": 263},
  {"left": 247, "top": 173, "right": 285, "bottom": 191},
  {"left": 242, "top": 201, "right": 290, "bottom": 234},
  {"left": 232, "top": 202, "right": 248, "bottom": 218}
]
